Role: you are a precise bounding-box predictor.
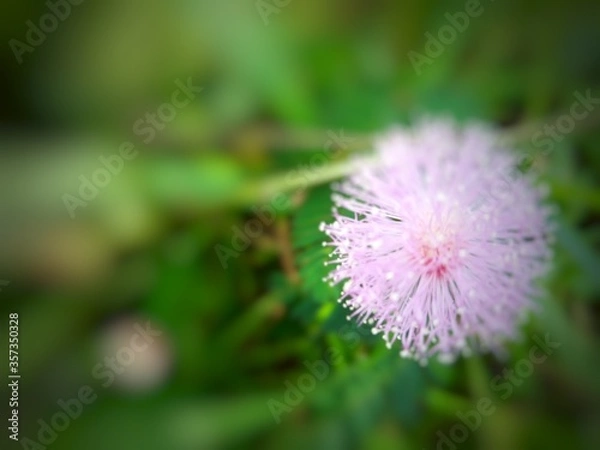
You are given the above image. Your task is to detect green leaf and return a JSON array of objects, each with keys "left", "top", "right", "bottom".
[
  {"left": 292, "top": 185, "right": 341, "bottom": 306},
  {"left": 555, "top": 218, "right": 600, "bottom": 296}
]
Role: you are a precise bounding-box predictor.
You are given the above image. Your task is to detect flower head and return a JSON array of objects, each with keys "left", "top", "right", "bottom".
[{"left": 321, "top": 119, "right": 553, "bottom": 364}]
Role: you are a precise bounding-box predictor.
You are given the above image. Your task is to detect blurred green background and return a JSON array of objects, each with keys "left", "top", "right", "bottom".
[{"left": 1, "top": 0, "right": 600, "bottom": 449}]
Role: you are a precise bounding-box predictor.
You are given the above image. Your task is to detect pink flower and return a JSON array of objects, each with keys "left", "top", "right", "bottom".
[{"left": 321, "top": 119, "right": 553, "bottom": 364}]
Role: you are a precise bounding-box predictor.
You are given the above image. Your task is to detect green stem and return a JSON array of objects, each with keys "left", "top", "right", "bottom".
[{"left": 238, "top": 158, "right": 373, "bottom": 204}]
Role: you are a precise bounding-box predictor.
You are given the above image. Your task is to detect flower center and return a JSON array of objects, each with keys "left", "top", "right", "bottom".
[{"left": 408, "top": 220, "right": 463, "bottom": 278}]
